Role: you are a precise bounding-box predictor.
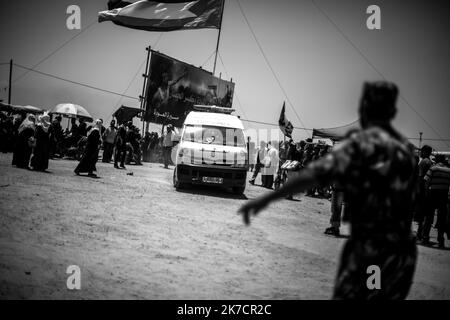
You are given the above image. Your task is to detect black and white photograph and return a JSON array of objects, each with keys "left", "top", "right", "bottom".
[{"left": 0, "top": 0, "right": 450, "bottom": 308}]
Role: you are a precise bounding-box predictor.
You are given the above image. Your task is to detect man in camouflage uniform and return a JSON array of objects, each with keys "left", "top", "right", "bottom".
[{"left": 239, "top": 81, "right": 418, "bottom": 299}]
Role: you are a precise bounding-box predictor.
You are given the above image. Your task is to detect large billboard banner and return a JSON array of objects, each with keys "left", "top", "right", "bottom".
[{"left": 144, "top": 51, "right": 235, "bottom": 127}]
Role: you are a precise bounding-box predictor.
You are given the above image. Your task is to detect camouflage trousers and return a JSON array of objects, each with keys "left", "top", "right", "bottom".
[{"left": 332, "top": 237, "right": 417, "bottom": 300}]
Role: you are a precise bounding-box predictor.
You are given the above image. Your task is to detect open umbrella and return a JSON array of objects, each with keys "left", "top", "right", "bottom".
[{"left": 50, "top": 103, "right": 93, "bottom": 121}]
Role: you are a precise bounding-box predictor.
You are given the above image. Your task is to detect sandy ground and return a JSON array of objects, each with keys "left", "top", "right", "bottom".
[{"left": 0, "top": 152, "right": 449, "bottom": 300}]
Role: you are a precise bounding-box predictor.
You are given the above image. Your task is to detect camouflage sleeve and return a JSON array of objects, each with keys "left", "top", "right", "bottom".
[
  {"left": 306, "top": 138, "right": 357, "bottom": 186},
  {"left": 423, "top": 168, "right": 432, "bottom": 182},
  {"left": 424, "top": 167, "right": 433, "bottom": 190}
]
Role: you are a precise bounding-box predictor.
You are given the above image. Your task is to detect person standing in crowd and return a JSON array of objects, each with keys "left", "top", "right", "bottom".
[
  {"left": 302, "top": 140, "right": 315, "bottom": 196},
  {"left": 283, "top": 139, "right": 302, "bottom": 200},
  {"left": 99, "top": 119, "right": 106, "bottom": 136},
  {"left": 74, "top": 119, "right": 102, "bottom": 177},
  {"left": 162, "top": 124, "right": 175, "bottom": 169},
  {"left": 286, "top": 139, "right": 297, "bottom": 161},
  {"left": 142, "top": 131, "right": 152, "bottom": 162},
  {"left": 318, "top": 145, "right": 332, "bottom": 198},
  {"left": 324, "top": 184, "right": 346, "bottom": 236},
  {"left": 261, "top": 141, "right": 279, "bottom": 189},
  {"left": 420, "top": 154, "right": 450, "bottom": 248},
  {"left": 132, "top": 126, "right": 142, "bottom": 165},
  {"left": 308, "top": 144, "right": 323, "bottom": 196},
  {"left": 12, "top": 114, "right": 36, "bottom": 169},
  {"left": 10, "top": 114, "right": 23, "bottom": 151},
  {"left": 295, "top": 140, "right": 306, "bottom": 163},
  {"left": 69, "top": 118, "right": 78, "bottom": 139},
  {"left": 302, "top": 139, "right": 314, "bottom": 167},
  {"left": 125, "top": 122, "right": 135, "bottom": 165},
  {"left": 0, "top": 112, "right": 10, "bottom": 153},
  {"left": 69, "top": 118, "right": 79, "bottom": 147},
  {"left": 249, "top": 141, "right": 267, "bottom": 185},
  {"left": 11, "top": 113, "right": 24, "bottom": 152},
  {"left": 114, "top": 124, "right": 127, "bottom": 169},
  {"left": 30, "top": 113, "right": 51, "bottom": 172},
  {"left": 239, "top": 82, "right": 418, "bottom": 299},
  {"left": 5, "top": 114, "right": 15, "bottom": 152},
  {"left": 312, "top": 144, "right": 321, "bottom": 161},
  {"left": 279, "top": 140, "right": 289, "bottom": 164},
  {"left": 102, "top": 119, "right": 117, "bottom": 163},
  {"left": 78, "top": 118, "right": 87, "bottom": 137},
  {"left": 149, "top": 132, "right": 159, "bottom": 162},
  {"left": 248, "top": 141, "right": 256, "bottom": 172},
  {"left": 124, "top": 122, "right": 142, "bottom": 165},
  {"left": 415, "top": 145, "right": 434, "bottom": 240},
  {"left": 49, "top": 115, "right": 63, "bottom": 159},
  {"left": 323, "top": 131, "right": 359, "bottom": 235}
]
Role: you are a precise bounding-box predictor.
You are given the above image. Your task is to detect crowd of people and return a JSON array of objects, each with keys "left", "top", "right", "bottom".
[
  {"left": 0, "top": 111, "right": 171, "bottom": 176},
  {"left": 414, "top": 146, "right": 450, "bottom": 247},
  {"left": 246, "top": 129, "right": 450, "bottom": 247},
  {"left": 1, "top": 112, "right": 54, "bottom": 172},
  {"left": 248, "top": 138, "right": 332, "bottom": 196}
]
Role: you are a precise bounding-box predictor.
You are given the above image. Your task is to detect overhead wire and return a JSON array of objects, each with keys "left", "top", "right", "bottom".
[
  {"left": 217, "top": 52, "right": 248, "bottom": 119},
  {"left": 310, "top": 0, "right": 450, "bottom": 148},
  {"left": 12, "top": 18, "right": 98, "bottom": 85},
  {"left": 13, "top": 63, "right": 138, "bottom": 100},
  {"left": 200, "top": 50, "right": 217, "bottom": 68},
  {"left": 236, "top": 0, "right": 310, "bottom": 136},
  {"left": 113, "top": 32, "right": 165, "bottom": 110}
]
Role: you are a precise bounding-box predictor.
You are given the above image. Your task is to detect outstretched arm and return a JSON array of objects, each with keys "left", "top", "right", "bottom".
[{"left": 238, "top": 167, "right": 319, "bottom": 225}]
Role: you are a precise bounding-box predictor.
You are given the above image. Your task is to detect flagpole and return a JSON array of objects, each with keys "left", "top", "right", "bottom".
[
  {"left": 212, "top": 0, "right": 225, "bottom": 76},
  {"left": 140, "top": 46, "right": 151, "bottom": 133}
]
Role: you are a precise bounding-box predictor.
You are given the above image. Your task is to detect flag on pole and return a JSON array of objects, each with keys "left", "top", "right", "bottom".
[
  {"left": 279, "top": 102, "right": 293, "bottom": 138},
  {"left": 99, "top": 0, "right": 224, "bottom": 32}
]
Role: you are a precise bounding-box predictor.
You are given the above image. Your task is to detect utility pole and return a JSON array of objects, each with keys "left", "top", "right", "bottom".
[{"left": 8, "top": 59, "right": 13, "bottom": 105}]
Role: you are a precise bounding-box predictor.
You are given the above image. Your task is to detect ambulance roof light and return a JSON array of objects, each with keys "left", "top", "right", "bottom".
[{"left": 193, "top": 105, "right": 235, "bottom": 114}]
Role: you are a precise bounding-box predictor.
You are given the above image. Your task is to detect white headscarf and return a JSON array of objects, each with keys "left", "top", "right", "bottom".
[
  {"left": 37, "top": 112, "right": 51, "bottom": 133},
  {"left": 88, "top": 119, "right": 103, "bottom": 137},
  {"left": 18, "top": 114, "right": 36, "bottom": 134}
]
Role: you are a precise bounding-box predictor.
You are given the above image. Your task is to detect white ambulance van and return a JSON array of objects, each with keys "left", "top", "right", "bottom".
[{"left": 173, "top": 105, "right": 248, "bottom": 195}]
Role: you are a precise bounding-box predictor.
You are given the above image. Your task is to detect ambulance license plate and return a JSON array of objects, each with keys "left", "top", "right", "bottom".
[{"left": 202, "top": 177, "right": 223, "bottom": 184}]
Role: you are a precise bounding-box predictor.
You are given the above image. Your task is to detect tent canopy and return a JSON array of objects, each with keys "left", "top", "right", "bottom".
[
  {"left": 312, "top": 120, "right": 360, "bottom": 142},
  {"left": 0, "top": 102, "right": 43, "bottom": 114},
  {"left": 112, "top": 105, "right": 144, "bottom": 124}
]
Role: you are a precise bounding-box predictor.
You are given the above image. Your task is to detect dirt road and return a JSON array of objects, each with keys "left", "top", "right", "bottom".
[{"left": 0, "top": 153, "right": 449, "bottom": 299}]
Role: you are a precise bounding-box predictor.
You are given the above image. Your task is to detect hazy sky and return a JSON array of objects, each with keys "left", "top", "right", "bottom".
[{"left": 1, "top": 0, "right": 449, "bottom": 149}]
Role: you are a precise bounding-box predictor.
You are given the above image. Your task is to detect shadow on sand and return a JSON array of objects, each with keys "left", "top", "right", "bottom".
[
  {"left": 175, "top": 184, "right": 248, "bottom": 200},
  {"left": 417, "top": 241, "right": 450, "bottom": 251},
  {"left": 323, "top": 234, "right": 351, "bottom": 240},
  {"left": 74, "top": 174, "right": 102, "bottom": 179}
]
